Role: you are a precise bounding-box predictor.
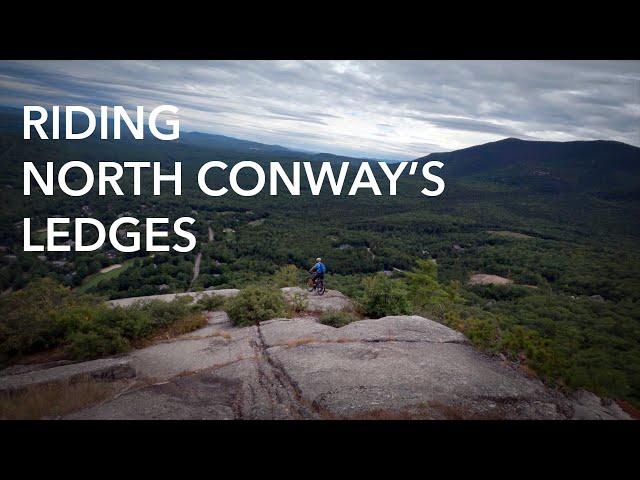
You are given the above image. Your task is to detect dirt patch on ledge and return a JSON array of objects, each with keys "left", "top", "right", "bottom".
[{"left": 468, "top": 274, "right": 514, "bottom": 286}]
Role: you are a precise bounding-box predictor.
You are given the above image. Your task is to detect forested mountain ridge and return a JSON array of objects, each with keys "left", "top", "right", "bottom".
[{"left": 419, "top": 137, "right": 640, "bottom": 197}]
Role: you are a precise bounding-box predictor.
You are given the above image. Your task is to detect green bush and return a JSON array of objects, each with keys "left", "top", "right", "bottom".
[
  {"left": 196, "top": 293, "right": 226, "bottom": 311},
  {"left": 360, "top": 273, "right": 410, "bottom": 318},
  {"left": 319, "top": 310, "right": 357, "bottom": 327},
  {"left": 0, "top": 279, "right": 76, "bottom": 358},
  {"left": 166, "top": 313, "right": 208, "bottom": 336},
  {"left": 404, "top": 259, "right": 462, "bottom": 311},
  {"left": 109, "top": 307, "right": 156, "bottom": 340},
  {"left": 469, "top": 284, "right": 533, "bottom": 301},
  {"left": 498, "top": 325, "right": 563, "bottom": 381},
  {"left": 67, "top": 329, "right": 130, "bottom": 360},
  {"left": 273, "top": 264, "right": 300, "bottom": 288},
  {"left": 290, "top": 292, "right": 308, "bottom": 313},
  {"left": 136, "top": 297, "right": 196, "bottom": 329},
  {"left": 227, "top": 286, "right": 286, "bottom": 326},
  {"left": 53, "top": 304, "right": 105, "bottom": 338},
  {"left": 456, "top": 315, "right": 501, "bottom": 351},
  {"left": 0, "top": 279, "right": 205, "bottom": 363}
]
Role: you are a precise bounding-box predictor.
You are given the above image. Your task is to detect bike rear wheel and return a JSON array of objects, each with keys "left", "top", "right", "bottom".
[{"left": 317, "top": 278, "right": 326, "bottom": 295}]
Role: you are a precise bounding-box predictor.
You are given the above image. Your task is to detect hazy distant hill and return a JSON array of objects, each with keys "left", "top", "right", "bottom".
[
  {"left": 178, "top": 131, "right": 291, "bottom": 153},
  {"left": 0, "top": 106, "right": 368, "bottom": 161},
  {"left": 418, "top": 137, "right": 640, "bottom": 197}
]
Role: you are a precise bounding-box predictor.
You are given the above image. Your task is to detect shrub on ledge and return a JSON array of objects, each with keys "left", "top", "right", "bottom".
[
  {"left": 227, "top": 286, "right": 286, "bottom": 327},
  {"left": 319, "top": 310, "right": 357, "bottom": 328}
]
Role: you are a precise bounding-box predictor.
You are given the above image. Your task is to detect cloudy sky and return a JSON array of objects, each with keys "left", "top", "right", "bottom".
[{"left": 0, "top": 60, "right": 638, "bottom": 160}]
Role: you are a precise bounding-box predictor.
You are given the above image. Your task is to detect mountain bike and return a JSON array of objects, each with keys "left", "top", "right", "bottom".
[{"left": 307, "top": 275, "right": 326, "bottom": 295}]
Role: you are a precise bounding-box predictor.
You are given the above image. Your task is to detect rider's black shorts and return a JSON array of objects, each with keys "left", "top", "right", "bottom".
[{"left": 312, "top": 272, "right": 324, "bottom": 281}]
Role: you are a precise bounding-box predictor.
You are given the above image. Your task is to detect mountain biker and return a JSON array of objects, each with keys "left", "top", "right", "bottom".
[{"left": 309, "top": 257, "right": 326, "bottom": 286}]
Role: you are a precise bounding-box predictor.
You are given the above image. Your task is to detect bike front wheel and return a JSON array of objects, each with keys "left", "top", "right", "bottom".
[{"left": 307, "top": 278, "right": 316, "bottom": 292}]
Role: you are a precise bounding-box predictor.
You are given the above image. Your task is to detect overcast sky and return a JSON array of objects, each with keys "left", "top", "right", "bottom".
[{"left": 0, "top": 60, "right": 638, "bottom": 160}]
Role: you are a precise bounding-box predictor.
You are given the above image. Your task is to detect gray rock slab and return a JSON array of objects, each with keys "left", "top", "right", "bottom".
[
  {"left": 258, "top": 315, "right": 466, "bottom": 347},
  {"left": 129, "top": 326, "right": 256, "bottom": 381},
  {"left": 268, "top": 341, "right": 564, "bottom": 419},
  {"left": 59, "top": 311, "right": 630, "bottom": 420},
  {"left": 67, "top": 373, "right": 239, "bottom": 420},
  {"left": 213, "top": 357, "right": 319, "bottom": 419},
  {"left": 206, "top": 311, "right": 232, "bottom": 326},
  {"left": 1, "top": 360, "right": 75, "bottom": 377},
  {"left": 107, "top": 286, "right": 353, "bottom": 313},
  {"left": 322, "top": 315, "right": 468, "bottom": 344},
  {"left": 259, "top": 317, "right": 333, "bottom": 347},
  {"left": 108, "top": 289, "right": 240, "bottom": 308},
  {"left": 570, "top": 390, "right": 631, "bottom": 420},
  {"left": 0, "top": 357, "right": 135, "bottom": 393},
  {"left": 181, "top": 311, "right": 233, "bottom": 337},
  {"left": 281, "top": 287, "right": 355, "bottom": 312},
  {"left": 69, "top": 353, "right": 319, "bottom": 420}
]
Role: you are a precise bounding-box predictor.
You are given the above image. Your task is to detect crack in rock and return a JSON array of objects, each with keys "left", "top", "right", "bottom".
[{"left": 255, "top": 323, "right": 324, "bottom": 419}]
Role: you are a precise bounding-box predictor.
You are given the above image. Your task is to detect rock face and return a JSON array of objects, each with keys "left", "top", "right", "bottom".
[
  {"left": 0, "top": 358, "right": 135, "bottom": 394},
  {"left": 107, "top": 287, "right": 355, "bottom": 314},
  {"left": 570, "top": 390, "right": 630, "bottom": 420},
  {"left": 108, "top": 289, "right": 240, "bottom": 308},
  {"left": 6, "top": 287, "right": 624, "bottom": 420},
  {"left": 257, "top": 316, "right": 566, "bottom": 419},
  {"left": 64, "top": 310, "right": 631, "bottom": 420},
  {"left": 281, "top": 287, "right": 355, "bottom": 312}
]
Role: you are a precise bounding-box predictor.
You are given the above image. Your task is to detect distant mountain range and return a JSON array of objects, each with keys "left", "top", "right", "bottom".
[
  {"left": 177, "top": 131, "right": 291, "bottom": 153},
  {"left": 2, "top": 106, "right": 640, "bottom": 197},
  {"left": 419, "top": 137, "right": 640, "bottom": 197},
  {"left": 0, "top": 106, "right": 376, "bottom": 161}
]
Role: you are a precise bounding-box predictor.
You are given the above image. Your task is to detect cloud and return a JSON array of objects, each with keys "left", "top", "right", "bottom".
[{"left": 0, "top": 60, "right": 638, "bottom": 160}]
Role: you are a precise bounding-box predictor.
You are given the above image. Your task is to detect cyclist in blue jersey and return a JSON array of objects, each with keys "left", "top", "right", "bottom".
[{"left": 309, "top": 257, "right": 326, "bottom": 287}]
